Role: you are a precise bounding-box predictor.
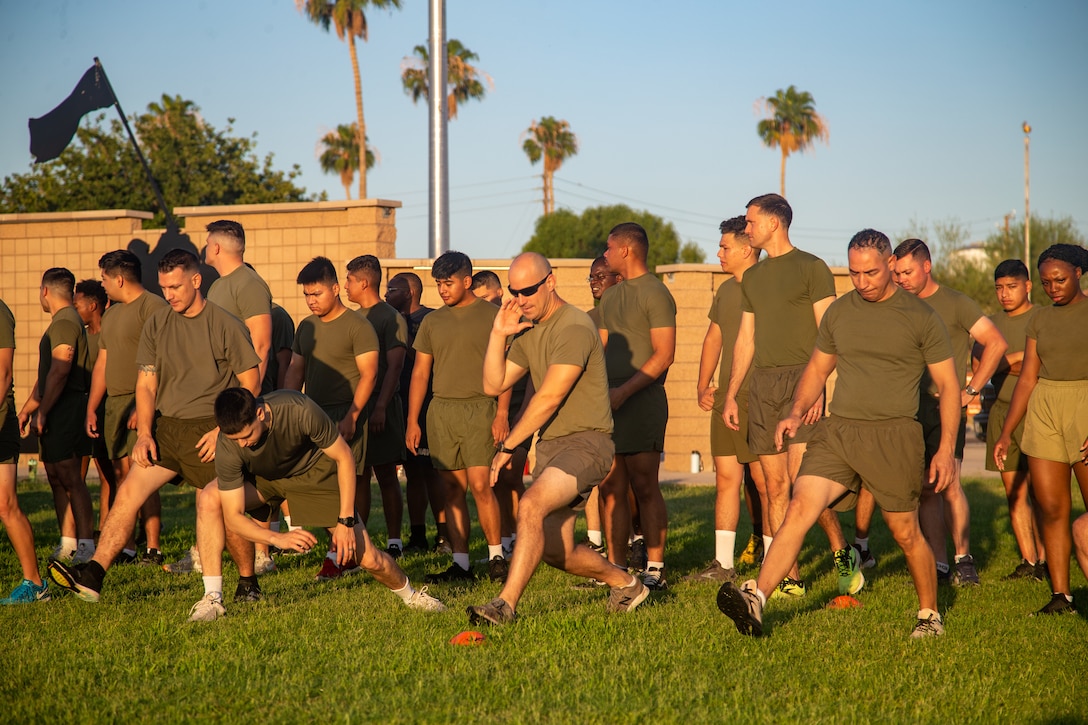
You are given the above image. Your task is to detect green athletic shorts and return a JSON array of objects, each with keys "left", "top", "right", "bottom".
[
  {"left": 748, "top": 364, "right": 818, "bottom": 454},
  {"left": 104, "top": 393, "right": 138, "bottom": 460},
  {"left": 364, "top": 396, "right": 406, "bottom": 467},
  {"left": 532, "top": 430, "right": 615, "bottom": 511},
  {"left": 611, "top": 383, "right": 667, "bottom": 455},
  {"left": 798, "top": 415, "right": 925, "bottom": 513},
  {"left": 251, "top": 454, "right": 343, "bottom": 529},
  {"left": 427, "top": 396, "right": 497, "bottom": 470},
  {"left": 321, "top": 403, "right": 368, "bottom": 475},
  {"left": 154, "top": 415, "right": 218, "bottom": 489},
  {"left": 986, "top": 399, "right": 1025, "bottom": 473},
  {"left": 711, "top": 390, "right": 757, "bottom": 463},
  {"left": 39, "top": 392, "right": 90, "bottom": 463}
]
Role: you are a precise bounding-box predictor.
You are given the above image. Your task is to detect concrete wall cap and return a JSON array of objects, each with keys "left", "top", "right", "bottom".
[{"left": 0, "top": 209, "right": 154, "bottom": 223}]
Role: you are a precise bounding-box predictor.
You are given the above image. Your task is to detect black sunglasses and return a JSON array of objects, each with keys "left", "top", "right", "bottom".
[{"left": 508, "top": 274, "right": 550, "bottom": 298}]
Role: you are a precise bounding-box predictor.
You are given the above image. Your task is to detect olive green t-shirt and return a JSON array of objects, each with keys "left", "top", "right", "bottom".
[
  {"left": 709, "top": 277, "right": 749, "bottom": 407},
  {"left": 989, "top": 306, "right": 1037, "bottom": 403},
  {"left": 99, "top": 291, "right": 168, "bottom": 396},
  {"left": 413, "top": 297, "right": 498, "bottom": 400},
  {"left": 360, "top": 300, "right": 408, "bottom": 401},
  {"left": 1026, "top": 298, "right": 1088, "bottom": 380},
  {"left": 0, "top": 299, "right": 15, "bottom": 420},
  {"left": 207, "top": 265, "right": 272, "bottom": 322},
  {"left": 817, "top": 288, "right": 953, "bottom": 421},
  {"left": 740, "top": 248, "right": 836, "bottom": 369},
  {"left": 136, "top": 302, "right": 261, "bottom": 419},
  {"left": 919, "top": 284, "right": 985, "bottom": 395},
  {"left": 597, "top": 273, "right": 677, "bottom": 384},
  {"left": 586, "top": 306, "right": 601, "bottom": 328},
  {"left": 86, "top": 329, "right": 101, "bottom": 372},
  {"left": 507, "top": 303, "right": 612, "bottom": 440},
  {"left": 215, "top": 390, "right": 339, "bottom": 491},
  {"left": 292, "top": 308, "right": 378, "bottom": 408},
  {"left": 37, "top": 306, "right": 90, "bottom": 397},
  {"left": 263, "top": 302, "right": 295, "bottom": 391}
]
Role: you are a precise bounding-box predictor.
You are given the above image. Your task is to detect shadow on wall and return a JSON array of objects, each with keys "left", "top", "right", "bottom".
[{"left": 126, "top": 228, "right": 219, "bottom": 298}]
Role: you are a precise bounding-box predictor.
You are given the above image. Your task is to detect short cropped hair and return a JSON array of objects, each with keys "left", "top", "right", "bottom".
[
  {"left": 847, "top": 229, "right": 892, "bottom": 256},
  {"left": 719, "top": 216, "right": 748, "bottom": 237},
  {"left": 98, "top": 250, "right": 142, "bottom": 283},
  {"left": 994, "top": 259, "right": 1030, "bottom": 281},
  {"left": 75, "top": 279, "right": 108, "bottom": 311},
  {"left": 432, "top": 251, "right": 472, "bottom": 280},
  {"left": 472, "top": 270, "right": 501, "bottom": 291},
  {"left": 214, "top": 387, "right": 259, "bottom": 435},
  {"left": 893, "top": 238, "right": 932, "bottom": 264},
  {"left": 746, "top": 193, "right": 793, "bottom": 229},
  {"left": 1037, "top": 243, "right": 1088, "bottom": 273},
  {"left": 158, "top": 248, "right": 200, "bottom": 275},
  {"left": 206, "top": 220, "right": 246, "bottom": 253},
  {"left": 297, "top": 256, "right": 338, "bottom": 286},
  {"left": 41, "top": 267, "right": 75, "bottom": 300},
  {"left": 608, "top": 222, "right": 649, "bottom": 260},
  {"left": 346, "top": 255, "right": 381, "bottom": 286},
  {"left": 393, "top": 272, "right": 423, "bottom": 300}
]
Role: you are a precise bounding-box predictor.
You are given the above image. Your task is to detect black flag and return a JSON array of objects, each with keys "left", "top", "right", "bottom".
[{"left": 28, "top": 64, "right": 117, "bottom": 163}]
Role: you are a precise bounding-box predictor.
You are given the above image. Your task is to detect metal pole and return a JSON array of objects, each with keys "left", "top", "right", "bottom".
[
  {"left": 1023, "top": 122, "right": 1031, "bottom": 275},
  {"left": 428, "top": 0, "right": 449, "bottom": 257}
]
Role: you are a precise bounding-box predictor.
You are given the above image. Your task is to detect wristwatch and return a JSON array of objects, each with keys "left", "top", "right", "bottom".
[
  {"left": 337, "top": 516, "right": 356, "bottom": 527},
  {"left": 496, "top": 442, "right": 518, "bottom": 455},
  {"left": 965, "top": 385, "right": 980, "bottom": 397}
]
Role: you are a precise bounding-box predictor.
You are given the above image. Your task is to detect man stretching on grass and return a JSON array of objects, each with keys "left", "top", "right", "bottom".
[
  {"left": 201, "top": 387, "right": 444, "bottom": 612},
  {"left": 717, "top": 229, "right": 960, "bottom": 639},
  {"left": 466, "top": 253, "right": 648, "bottom": 625}
]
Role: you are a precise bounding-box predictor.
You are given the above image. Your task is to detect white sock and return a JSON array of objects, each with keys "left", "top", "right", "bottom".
[
  {"left": 763, "top": 535, "right": 773, "bottom": 554},
  {"left": 77, "top": 538, "right": 95, "bottom": 552},
  {"left": 60, "top": 536, "right": 77, "bottom": 553},
  {"left": 388, "top": 538, "right": 403, "bottom": 549},
  {"left": 755, "top": 588, "right": 767, "bottom": 608},
  {"left": 855, "top": 537, "right": 869, "bottom": 550},
  {"left": 715, "top": 530, "right": 736, "bottom": 569},
  {"left": 632, "top": 534, "right": 645, "bottom": 544},
  {"left": 122, "top": 548, "right": 137, "bottom": 558},
  {"left": 391, "top": 579, "right": 415, "bottom": 603},
  {"left": 488, "top": 544, "right": 504, "bottom": 560},
  {"left": 954, "top": 554, "right": 969, "bottom": 564},
  {"left": 501, "top": 536, "right": 513, "bottom": 552},
  {"left": 647, "top": 560, "right": 665, "bottom": 572},
  {"left": 587, "top": 530, "right": 603, "bottom": 546},
  {"left": 453, "top": 552, "right": 470, "bottom": 570},
  {"left": 202, "top": 576, "right": 223, "bottom": 597}
]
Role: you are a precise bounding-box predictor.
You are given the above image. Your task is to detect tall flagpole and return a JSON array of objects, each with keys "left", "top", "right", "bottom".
[
  {"left": 94, "top": 57, "right": 178, "bottom": 234},
  {"left": 428, "top": 0, "right": 449, "bottom": 257}
]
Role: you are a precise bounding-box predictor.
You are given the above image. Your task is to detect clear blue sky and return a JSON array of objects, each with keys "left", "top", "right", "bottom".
[{"left": 2, "top": 0, "right": 1086, "bottom": 264}]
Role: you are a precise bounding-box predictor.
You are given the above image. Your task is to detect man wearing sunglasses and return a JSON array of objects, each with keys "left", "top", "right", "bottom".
[{"left": 467, "top": 252, "right": 649, "bottom": 624}]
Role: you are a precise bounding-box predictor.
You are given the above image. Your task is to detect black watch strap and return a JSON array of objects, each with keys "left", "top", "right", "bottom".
[
  {"left": 337, "top": 516, "right": 356, "bottom": 527},
  {"left": 497, "top": 442, "right": 518, "bottom": 455}
]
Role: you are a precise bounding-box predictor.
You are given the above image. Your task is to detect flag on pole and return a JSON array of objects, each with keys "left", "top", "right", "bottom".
[{"left": 28, "top": 64, "right": 117, "bottom": 163}]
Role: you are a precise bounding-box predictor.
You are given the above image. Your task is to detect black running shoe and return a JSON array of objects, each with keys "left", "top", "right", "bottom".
[
  {"left": 47, "top": 561, "right": 101, "bottom": 603},
  {"left": 424, "top": 563, "right": 475, "bottom": 584},
  {"left": 1032, "top": 593, "right": 1076, "bottom": 616},
  {"left": 717, "top": 579, "right": 763, "bottom": 637},
  {"left": 234, "top": 580, "right": 263, "bottom": 603},
  {"left": 139, "top": 548, "right": 164, "bottom": 567},
  {"left": 488, "top": 556, "right": 509, "bottom": 583},
  {"left": 1005, "top": 560, "right": 1036, "bottom": 580},
  {"left": 628, "top": 538, "right": 648, "bottom": 573}
]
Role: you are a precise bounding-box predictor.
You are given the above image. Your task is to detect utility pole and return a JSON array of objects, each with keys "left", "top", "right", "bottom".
[
  {"left": 1023, "top": 121, "right": 1031, "bottom": 297},
  {"left": 428, "top": 0, "right": 449, "bottom": 258}
]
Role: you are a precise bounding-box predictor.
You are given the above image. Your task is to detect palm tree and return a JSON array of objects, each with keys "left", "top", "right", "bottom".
[
  {"left": 401, "top": 39, "right": 492, "bottom": 120},
  {"left": 295, "top": 0, "right": 402, "bottom": 199},
  {"left": 318, "top": 123, "right": 376, "bottom": 200},
  {"left": 522, "top": 117, "right": 578, "bottom": 216},
  {"left": 756, "top": 85, "right": 829, "bottom": 197}
]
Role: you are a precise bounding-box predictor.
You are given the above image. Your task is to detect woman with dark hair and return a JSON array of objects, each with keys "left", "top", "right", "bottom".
[{"left": 994, "top": 243, "right": 1088, "bottom": 615}]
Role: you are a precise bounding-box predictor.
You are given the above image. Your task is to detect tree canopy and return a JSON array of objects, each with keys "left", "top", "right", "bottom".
[
  {"left": 0, "top": 94, "right": 316, "bottom": 227},
  {"left": 523, "top": 204, "right": 703, "bottom": 269},
  {"left": 401, "top": 39, "right": 492, "bottom": 120}
]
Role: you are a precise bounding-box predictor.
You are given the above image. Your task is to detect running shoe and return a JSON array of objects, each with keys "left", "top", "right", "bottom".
[
  {"left": 254, "top": 550, "right": 277, "bottom": 575},
  {"left": 406, "top": 586, "right": 446, "bottom": 612},
  {"left": 835, "top": 546, "right": 865, "bottom": 595},
  {"left": 643, "top": 566, "right": 669, "bottom": 591},
  {"left": 467, "top": 597, "right": 516, "bottom": 625},
  {"left": 48, "top": 543, "right": 75, "bottom": 564},
  {"left": 403, "top": 538, "right": 428, "bottom": 555},
  {"left": 113, "top": 550, "right": 138, "bottom": 565},
  {"left": 852, "top": 544, "right": 877, "bottom": 569},
  {"left": 234, "top": 580, "right": 263, "bottom": 603},
  {"left": 424, "top": 563, "right": 475, "bottom": 584},
  {"left": 386, "top": 542, "right": 403, "bottom": 560},
  {"left": 188, "top": 592, "right": 226, "bottom": 622},
  {"left": 1004, "top": 560, "right": 1037, "bottom": 580},
  {"left": 47, "top": 561, "right": 101, "bottom": 603},
  {"left": 71, "top": 541, "right": 96, "bottom": 565},
  {"left": 1033, "top": 560, "right": 1049, "bottom": 582},
  {"left": 951, "top": 555, "right": 980, "bottom": 586},
  {"left": 164, "top": 546, "right": 202, "bottom": 574},
  {"left": 683, "top": 560, "right": 736, "bottom": 584},
  {"left": 315, "top": 557, "right": 360, "bottom": 581},
  {"left": 739, "top": 534, "right": 764, "bottom": 568},
  {"left": 717, "top": 579, "right": 764, "bottom": 637},
  {"left": 910, "top": 610, "right": 944, "bottom": 639},
  {"left": 1032, "top": 593, "right": 1076, "bottom": 616},
  {"left": 771, "top": 576, "right": 807, "bottom": 599},
  {"left": 1, "top": 579, "right": 51, "bottom": 605},
  {"left": 628, "top": 538, "right": 648, "bottom": 573},
  {"left": 139, "top": 548, "right": 164, "bottom": 567},
  {"left": 433, "top": 536, "right": 453, "bottom": 556},
  {"left": 582, "top": 538, "right": 607, "bottom": 557},
  {"left": 606, "top": 577, "right": 650, "bottom": 613},
  {"left": 488, "top": 556, "right": 509, "bottom": 583},
  {"left": 936, "top": 566, "right": 952, "bottom": 586}
]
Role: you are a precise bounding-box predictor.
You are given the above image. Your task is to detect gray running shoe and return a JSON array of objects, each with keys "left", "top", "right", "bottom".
[
  {"left": 951, "top": 555, "right": 980, "bottom": 586},
  {"left": 717, "top": 579, "right": 763, "bottom": 637},
  {"left": 643, "top": 566, "right": 669, "bottom": 591},
  {"left": 164, "top": 546, "right": 202, "bottom": 574},
  {"left": 910, "top": 611, "right": 944, "bottom": 639},
  {"left": 467, "top": 597, "right": 516, "bottom": 625},
  {"left": 254, "top": 550, "right": 277, "bottom": 575},
  {"left": 682, "top": 560, "right": 736, "bottom": 584},
  {"left": 406, "top": 586, "right": 446, "bottom": 612},
  {"left": 607, "top": 577, "right": 650, "bottom": 613},
  {"left": 188, "top": 592, "right": 226, "bottom": 622}
]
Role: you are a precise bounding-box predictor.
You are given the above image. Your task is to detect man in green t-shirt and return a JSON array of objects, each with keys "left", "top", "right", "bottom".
[
  {"left": 722, "top": 194, "right": 859, "bottom": 599},
  {"left": 285, "top": 256, "right": 378, "bottom": 582},
  {"left": 0, "top": 299, "right": 51, "bottom": 605},
  {"left": 344, "top": 255, "right": 408, "bottom": 558},
  {"left": 202, "top": 387, "right": 444, "bottom": 612},
  {"left": 467, "top": 253, "right": 648, "bottom": 625},
  {"left": 976, "top": 259, "right": 1045, "bottom": 580},
  {"left": 718, "top": 229, "right": 960, "bottom": 639},
  {"left": 408, "top": 251, "right": 507, "bottom": 584},
  {"left": 85, "top": 250, "right": 167, "bottom": 566},
  {"left": 891, "top": 238, "right": 1007, "bottom": 586},
  {"left": 597, "top": 222, "right": 677, "bottom": 590},
  {"left": 18, "top": 268, "right": 95, "bottom": 565},
  {"left": 689, "top": 216, "right": 766, "bottom": 583},
  {"left": 49, "top": 249, "right": 262, "bottom": 621}
]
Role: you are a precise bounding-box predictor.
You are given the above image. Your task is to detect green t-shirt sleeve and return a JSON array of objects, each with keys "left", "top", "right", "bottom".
[
  {"left": 807, "top": 259, "right": 837, "bottom": 302},
  {"left": 413, "top": 315, "right": 434, "bottom": 355},
  {"left": 214, "top": 437, "right": 246, "bottom": 491},
  {"left": 0, "top": 301, "right": 14, "bottom": 349},
  {"left": 548, "top": 322, "right": 596, "bottom": 367},
  {"left": 352, "top": 315, "right": 379, "bottom": 356},
  {"left": 51, "top": 316, "right": 82, "bottom": 352},
  {"left": 305, "top": 395, "right": 341, "bottom": 449},
  {"left": 815, "top": 301, "right": 839, "bottom": 355},
  {"left": 645, "top": 283, "right": 677, "bottom": 329},
  {"left": 920, "top": 308, "right": 954, "bottom": 364},
  {"left": 220, "top": 311, "right": 262, "bottom": 373},
  {"left": 392, "top": 310, "right": 408, "bottom": 349},
  {"left": 955, "top": 294, "right": 984, "bottom": 335}
]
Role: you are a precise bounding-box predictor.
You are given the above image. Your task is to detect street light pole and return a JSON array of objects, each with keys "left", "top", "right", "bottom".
[
  {"left": 1023, "top": 121, "right": 1031, "bottom": 279},
  {"left": 428, "top": 0, "right": 449, "bottom": 258}
]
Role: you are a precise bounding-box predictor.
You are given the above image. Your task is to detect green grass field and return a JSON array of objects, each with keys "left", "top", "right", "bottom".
[{"left": 1, "top": 477, "right": 1085, "bottom": 724}]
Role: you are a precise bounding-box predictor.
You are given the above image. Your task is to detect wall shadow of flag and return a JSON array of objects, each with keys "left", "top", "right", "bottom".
[{"left": 29, "top": 65, "right": 117, "bottom": 163}]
